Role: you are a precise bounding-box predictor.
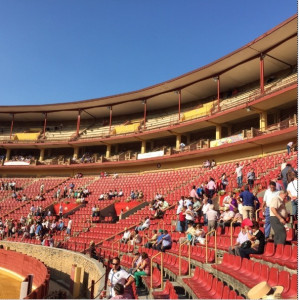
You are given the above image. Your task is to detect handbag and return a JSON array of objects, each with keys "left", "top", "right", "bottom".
[{"left": 240, "top": 240, "right": 251, "bottom": 249}]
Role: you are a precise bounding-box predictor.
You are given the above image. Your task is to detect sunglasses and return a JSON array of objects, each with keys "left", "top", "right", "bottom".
[{"left": 111, "top": 262, "right": 119, "bottom": 265}]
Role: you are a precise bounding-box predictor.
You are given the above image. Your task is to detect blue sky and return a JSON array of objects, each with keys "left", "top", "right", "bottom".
[{"left": 0, "top": 1, "right": 297, "bottom": 106}]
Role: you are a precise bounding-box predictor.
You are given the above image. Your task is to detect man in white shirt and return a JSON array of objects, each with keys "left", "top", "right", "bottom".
[
  {"left": 121, "top": 228, "right": 131, "bottom": 244},
  {"left": 286, "top": 172, "right": 298, "bottom": 218},
  {"left": 108, "top": 257, "right": 134, "bottom": 298},
  {"left": 136, "top": 217, "right": 150, "bottom": 231},
  {"left": 206, "top": 205, "right": 218, "bottom": 233},
  {"left": 185, "top": 204, "right": 195, "bottom": 225},
  {"left": 270, "top": 190, "right": 288, "bottom": 245},
  {"left": 201, "top": 197, "right": 210, "bottom": 225},
  {"left": 235, "top": 163, "right": 244, "bottom": 188},
  {"left": 67, "top": 218, "right": 72, "bottom": 235},
  {"left": 228, "top": 226, "right": 251, "bottom": 256},
  {"left": 263, "top": 181, "right": 279, "bottom": 239}
]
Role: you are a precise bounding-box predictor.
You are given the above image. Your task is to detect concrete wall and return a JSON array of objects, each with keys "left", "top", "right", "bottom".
[{"left": 0, "top": 241, "right": 105, "bottom": 299}]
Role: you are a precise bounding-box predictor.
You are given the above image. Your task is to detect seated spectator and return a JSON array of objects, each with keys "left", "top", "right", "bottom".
[
  {"left": 206, "top": 204, "right": 218, "bottom": 234},
  {"left": 157, "top": 230, "right": 172, "bottom": 252},
  {"left": 91, "top": 205, "right": 98, "bottom": 217},
  {"left": 153, "top": 198, "right": 169, "bottom": 219},
  {"left": 221, "top": 191, "right": 232, "bottom": 209},
  {"left": 130, "top": 190, "right": 136, "bottom": 200},
  {"left": 144, "top": 229, "right": 158, "bottom": 248},
  {"left": 120, "top": 228, "right": 131, "bottom": 244},
  {"left": 129, "top": 252, "right": 142, "bottom": 274},
  {"left": 118, "top": 189, "right": 124, "bottom": 197},
  {"left": 113, "top": 173, "right": 119, "bottom": 179},
  {"left": 99, "top": 193, "right": 104, "bottom": 201},
  {"left": 179, "top": 222, "right": 195, "bottom": 244},
  {"left": 192, "top": 224, "right": 205, "bottom": 245},
  {"left": 130, "top": 230, "right": 142, "bottom": 245},
  {"left": 232, "top": 207, "right": 243, "bottom": 227},
  {"left": 153, "top": 229, "right": 164, "bottom": 250},
  {"left": 217, "top": 206, "right": 235, "bottom": 230},
  {"left": 229, "top": 225, "right": 252, "bottom": 256},
  {"left": 133, "top": 252, "right": 150, "bottom": 287},
  {"left": 83, "top": 188, "right": 89, "bottom": 197},
  {"left": 136, "top": 216, "right": 150, "bottom": 231},
  {"left": 110, "top": 283, "right": 126, "bottom": 300},
  {"left": 155, "top": 192, "right": 162, "bottom": 200},
  {"left": 138, "top": 190, "right": 144, "bottom": 199},
  {"left": 239, "top": 221, "right": 265, "bottom": 259}
]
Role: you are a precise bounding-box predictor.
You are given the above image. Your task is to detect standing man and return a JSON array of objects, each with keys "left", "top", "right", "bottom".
[
  {"left": 263, "top": 181, "right": 279, "bottom": 240},
  {"left": 67, "top": 218, "right": 72, "bottom": 235},
  {"left": 247, "top": 168, "right": 255, "bottom": 189},
  {"left": 235, "top": 163, "right": 244, "bottom": 188},
  {"left": 239, "top": 185, "right": 256, "bottom": 220},
  {"left": 286, "top": 171, "right": 298, "bottom": 220},
  {"left": 269, "top": 191, "right": 288, "bottom": 245},
  {"left": 286, "top": 141, "right": 293, "bottom": 155},
  {"left": 107, "top": 257, "right": 134, "bottom": 299}
]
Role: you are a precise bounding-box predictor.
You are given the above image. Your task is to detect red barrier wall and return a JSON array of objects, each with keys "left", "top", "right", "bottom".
[{"left": 0, "top": 249, "right": 50, "bottom": 299}]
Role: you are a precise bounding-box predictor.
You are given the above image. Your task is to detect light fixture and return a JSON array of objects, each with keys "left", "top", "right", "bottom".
[
  {"left": 246, "top": 107, "right": 252, "bottom": 112},
  {"left": 213, "top": 76, "right": 219, "bottom": 82}
]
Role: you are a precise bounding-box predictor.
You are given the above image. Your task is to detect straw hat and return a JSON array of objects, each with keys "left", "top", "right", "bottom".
[{"left": 248, "top": 282, "right": 284, "bottom": 299}]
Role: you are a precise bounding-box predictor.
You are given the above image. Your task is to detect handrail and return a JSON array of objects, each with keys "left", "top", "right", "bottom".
[
  {"left": 230, "top": 220, "right": 235, "bottom": 247},
  {"left": 111, "top": 240, "right": 120, "bottom": 257},
  {"left": 205, "top": 229, "right": 217, "bottom": 264},
  {"left": 179, "top": 239, "right": 191, "bottom": 276},
  {"left": 150, "top": 251, "right": 163, "bottom": 291},
  {"left": 88, "top": 272, "right": 106, "bottom": 299},
  {"left": 255, "top": 208, "right": 263, "bottom": 222}
]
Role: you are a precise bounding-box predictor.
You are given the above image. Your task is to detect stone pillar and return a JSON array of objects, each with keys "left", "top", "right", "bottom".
[
  {"left": 39, "top": 149, "right": 45, "bottom": 161},
  {"left": 260, "top": 112, "right": 267, "bottom": 131},
  {"left": 216, "top": 125, "right": 222, "bottom": 140},
  {"left": 176, "top": 134, "right": 181, "bottom": 150},
  {"left": 73, "top": 147, "right": 79, "bottom": 160},
  {"left": 5, "top": 149, "right": 11, "bottom": 161},
  {"left": 106, "top": 144, "right": 111, "bottom": 158},
  {"left": 141, "top": 140, "right": 146, "bottom": 154}
]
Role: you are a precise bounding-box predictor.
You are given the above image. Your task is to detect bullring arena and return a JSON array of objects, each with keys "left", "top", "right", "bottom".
[{"left": 0, "top": 14, "right": 298, "bottom": 300}]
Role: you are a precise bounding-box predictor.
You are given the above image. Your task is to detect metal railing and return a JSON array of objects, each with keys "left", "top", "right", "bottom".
[
  {"left": 179, "top": 239, "right": 191, "bottom": 276},
  {"left": 205, "top": 229, "right": 217, "bottom": 264},
  {"left": 255, "top": 208, "right": 263, "bottom": 222},
  {"left": 150, "top": 251, "right": 164, "bottom": 291},
  {"left": 111, "top": 240, "right": 120, "bottom": 257},
  {"left": 230, "top": 220, "right": 235, "bottom": 247}
]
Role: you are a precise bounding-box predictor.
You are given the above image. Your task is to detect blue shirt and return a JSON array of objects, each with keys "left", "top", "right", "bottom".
[
  {"left": 162, "top": 234, "right": 172, "bottom": 247},
  {"left": 157, "top": 234, "right": 165, "bottom": 243},
  {"left": 239, "top": 191, "right": 255, "bottom": 206}
]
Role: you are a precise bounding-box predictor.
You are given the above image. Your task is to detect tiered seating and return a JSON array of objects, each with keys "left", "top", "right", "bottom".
[
  {"left": 152, "top": 280, "right": 178, "bottom": 299},
  {"left": 183, "top": 266, "right": 243, "bottom": 299},
  {"left": 212, "top": 253, "right": 296, "bottom": 298}
]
